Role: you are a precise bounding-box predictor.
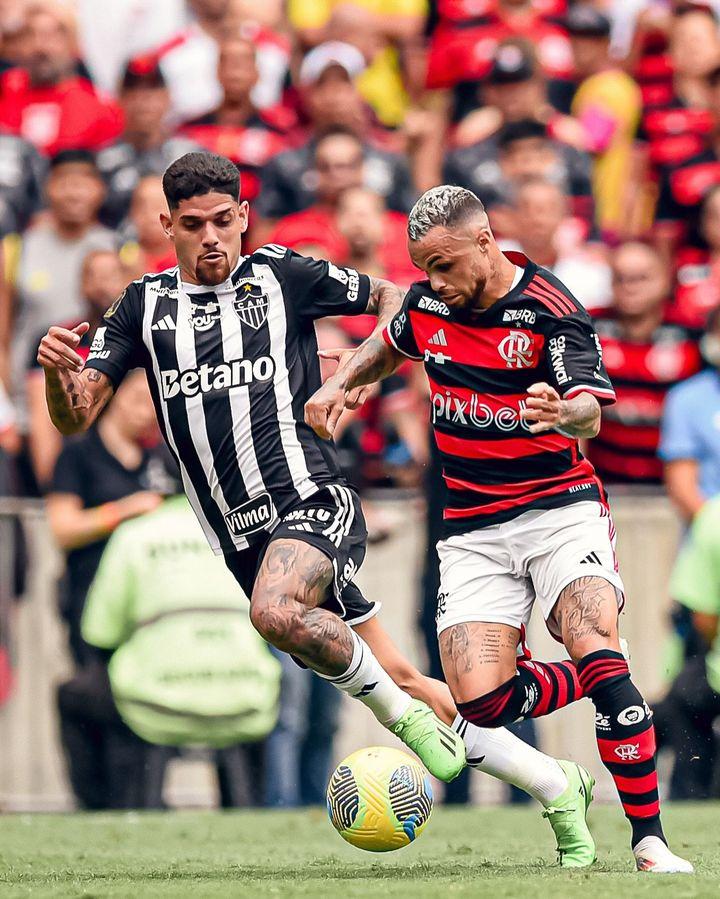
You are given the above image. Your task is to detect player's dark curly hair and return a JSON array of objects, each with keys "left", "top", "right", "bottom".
[{"left": 162, "top": 152, "right": 240, "bottom": 209}]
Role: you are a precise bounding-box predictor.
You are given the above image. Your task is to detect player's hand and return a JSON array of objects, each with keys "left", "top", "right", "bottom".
[
  {"left": 37, "top": 322, "right": 89, "bottom": 374},
  {"left": 318, "top": 348, "right": 375, "bottom": 410},
  {"left": 521, "top": 382, "right": 565, "bottom": 434},
  {"left": 304, "top": 377, "right": 348, "bottom": 440}
]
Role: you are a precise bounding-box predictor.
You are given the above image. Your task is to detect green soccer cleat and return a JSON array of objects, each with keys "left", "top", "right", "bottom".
[
  {"left": 542, "top": 760, "right": 597, "bottom": 868},
  {"left": 390, "top": 699, "right": 466, "bottom": 782}
]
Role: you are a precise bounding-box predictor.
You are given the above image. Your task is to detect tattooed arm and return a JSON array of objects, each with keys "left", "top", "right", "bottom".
[
  {"left": 38, "top": 322, "right": 114, "bottom": 435},
  {"left": 304, "top": 277, "right": 408, "bottom": 439},
  {"left": 520, "top": 383, "right": 602, "bottom": 439}
]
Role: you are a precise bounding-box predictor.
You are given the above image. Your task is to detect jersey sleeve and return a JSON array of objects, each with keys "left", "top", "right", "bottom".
[
  {"left": 544, "top": 311, "right": 616, "bottom": 405},
  {"left": 82, "top": 282, "right": 144, "bottom": 389},
  {"left": 382, "top": 288, "right": 422, "bottom": 360},
  {"left": 281, "top": 249, "right": 371, "bottom": 321}
]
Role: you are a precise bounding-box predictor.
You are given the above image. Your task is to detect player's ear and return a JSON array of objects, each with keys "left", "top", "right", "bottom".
[
  {"left": 238, "top": 200, "right": 249, "bottom": 234},
  {"left": 160, "top": 212, "right": 174, "bottom": 240}
]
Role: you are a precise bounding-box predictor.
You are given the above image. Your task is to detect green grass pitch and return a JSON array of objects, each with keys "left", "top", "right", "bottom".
[{"left": 0, "top": 804, "right": 718, "bottom": 898}]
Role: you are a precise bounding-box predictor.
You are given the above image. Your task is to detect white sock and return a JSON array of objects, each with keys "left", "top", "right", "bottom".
[
  {"left": 321, "top": 630, "right": 412, "bottom": 727},
  {"left": 454, "top": 714, "right": 568, "bottom": 807}
]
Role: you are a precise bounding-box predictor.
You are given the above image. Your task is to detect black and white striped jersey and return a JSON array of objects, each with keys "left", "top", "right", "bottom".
[{"left": 83, "top": 245, "right": 371, "bottom": 555}]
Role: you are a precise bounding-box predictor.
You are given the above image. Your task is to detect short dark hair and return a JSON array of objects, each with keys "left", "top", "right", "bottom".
[
  {"left": 498, "top": 119, "right": 548, "bottom": 150},
  {"left": 49, "top": 148, "right": 100, "bottom": 174},
  {"left": 162, "top": 152, "right": 240, "bottom": 210}
]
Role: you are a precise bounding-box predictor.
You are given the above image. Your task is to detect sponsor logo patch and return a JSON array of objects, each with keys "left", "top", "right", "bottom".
[
  {"left": 431, "top": 390, "right": 530, "bottom": 432},
  {"left": 189, "top": 300, "right": 222, "bottom": 332},
  {"left": 160, "top": 357, "right": 276, "bottom": 399},
  {"left": 327, "top": 263, "right": 360, "bottom": 302},
  {"left": 548, "top": 335, "right": 570, "bottom": 385},
  {"left": 503, "top": 308, "right": 536, "bottom": 325},
  {"left": 595, "top": 712, "right": 611, "bottom": 730},
  {"left": 418, "top": 296, "right": 450, "bottom": 316},
  {"left": 90, "top": 327, "right": 106, "bottom": 352},
  {"left": 224, "top": 493, "right": 275, "bottom": 537},
  {"left": 617, "top": 705, "right": 646, "bottom": 726}
]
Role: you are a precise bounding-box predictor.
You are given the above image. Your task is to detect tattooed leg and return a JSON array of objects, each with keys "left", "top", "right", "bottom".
[
  {"left": 438, "top": 622, "right": 520, "bottom": 703},
  {"left": 250, "top": 539, "right": 354, "bottom": 676},
  {"left": 551, "top": 576, "right": 621, "bottom": 662}
]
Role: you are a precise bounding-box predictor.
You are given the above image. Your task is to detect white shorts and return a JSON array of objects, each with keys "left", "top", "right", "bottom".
[{"left": 436, "top": 501, "right": 625, "bottom": 639}]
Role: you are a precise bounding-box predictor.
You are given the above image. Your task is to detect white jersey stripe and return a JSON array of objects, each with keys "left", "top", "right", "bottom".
[
  {"left": 253, "top": 262, "right": 317, "bottom": 500},
  {"left": 218, "top": 294, "right": 270, "bottom": 509},
  {"left": 141, "top": 281, "right": 224, "bottom": 552},
  {"left": 174, "top": 289, "right": 248, "bottom": 552}
]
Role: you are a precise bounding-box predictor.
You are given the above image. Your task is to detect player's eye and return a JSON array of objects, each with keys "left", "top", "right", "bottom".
[
  {"left": 435, "top": 263, "right": 452, "bottom": 273},
  {"left": 217, "top": 216, "right": 232, "bottom": 227}
]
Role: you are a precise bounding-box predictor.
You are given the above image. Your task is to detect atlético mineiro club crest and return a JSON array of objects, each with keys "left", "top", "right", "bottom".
[{"left": 233, "top": 279, "right": 269, "bottom": 330}]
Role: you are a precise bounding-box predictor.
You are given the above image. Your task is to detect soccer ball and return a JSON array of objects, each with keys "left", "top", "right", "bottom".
[{"left": 326, "top": 746, "right": 433, "bottom": 852}]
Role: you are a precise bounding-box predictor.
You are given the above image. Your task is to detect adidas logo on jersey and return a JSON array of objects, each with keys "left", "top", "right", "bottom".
[
  {"left": 152, "top": 314, "right": 176, "bottom": 331},
  {"left": 428, "top": 329, "right": 448, "bottom": 346}
]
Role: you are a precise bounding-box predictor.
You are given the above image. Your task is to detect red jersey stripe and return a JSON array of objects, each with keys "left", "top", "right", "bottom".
[
  {"left": 523, "top": 283, "right": 565, "bottom": 317},
  {"left": 444, "top": 459, "right": 595, "bottom": 496},
  {"left": 534, "top": 275, "right": 576, "bottom": 314},
  {"left": 444, "top": 476, "right": 599, "bottom": 518},
  {"left": 409, "top": 310, "right": 545, "bottom": 369},
  {"left": 435, "top": 430, "right": 573, "bottom": 460}
]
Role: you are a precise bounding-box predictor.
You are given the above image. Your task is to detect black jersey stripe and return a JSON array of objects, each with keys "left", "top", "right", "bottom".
[
  {"left": 440, "top": 448, "right": 577, "bottom": 485},
  {"left": 426, "top": 362, "right": 547, "bottom": 394},
  {"left": 146, "top": 285, "right": 232, "bottom": 552}
]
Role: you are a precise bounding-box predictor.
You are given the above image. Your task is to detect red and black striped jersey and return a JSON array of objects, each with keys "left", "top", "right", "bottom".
[
  {"left": 587, "top": 318, "right": 702, "bottom": 484},
  {"left": 382, "top": 252, "right": 616, "bottom": 536}
]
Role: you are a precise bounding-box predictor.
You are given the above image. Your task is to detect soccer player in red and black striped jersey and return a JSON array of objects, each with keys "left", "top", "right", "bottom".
[{"left": 306, "top": 185, "right": 694, "bottom": 874}]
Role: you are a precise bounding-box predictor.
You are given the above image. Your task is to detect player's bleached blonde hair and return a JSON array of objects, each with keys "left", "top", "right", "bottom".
[{"left": 407, "top": 185, "right": 488, "bottom": 241}]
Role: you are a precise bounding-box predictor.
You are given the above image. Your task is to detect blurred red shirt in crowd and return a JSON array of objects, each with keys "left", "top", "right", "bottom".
[
  {"left": 588, "top": 242, "right": 702, "bottom": 484},
  {"left": 0, "top": 5, "right": 121, "bottom": 155}
]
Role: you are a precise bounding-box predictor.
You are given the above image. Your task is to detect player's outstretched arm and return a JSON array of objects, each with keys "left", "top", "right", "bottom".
[
  {"left": 38, "top": 322, "right": 114, "bottom": 435},
  {"left": 305, "top": 277, "right": 406, "bottom": 439},
  {"left": 520, "top": 382, "right": 601, "bottom": 438}
]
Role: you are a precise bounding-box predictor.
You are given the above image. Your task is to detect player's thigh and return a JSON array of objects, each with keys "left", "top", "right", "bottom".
[
  {"left": 524, "top": 502, "right": 624, "bottom": 659},
  {"left": 436, "top": 533, "right": 531, "bottom": 702},
  {"left": 252, "top": 484, "right": 367, "bottom": 614},
  {"left": 439, "top": 621, "right": 522, "bottom": 702}
]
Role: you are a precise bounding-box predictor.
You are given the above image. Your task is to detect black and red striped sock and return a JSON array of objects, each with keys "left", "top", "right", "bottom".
[
  {"left": 456, "top": 659, "right": 583, "bottom": 727},
  {"left": 577, "top": 649, "right": 666, "bottom": 848}
]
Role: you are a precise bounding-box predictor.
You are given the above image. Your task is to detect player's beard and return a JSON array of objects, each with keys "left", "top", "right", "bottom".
[{"left": 195, "top": 254, "right": 231, "bottom": 286}]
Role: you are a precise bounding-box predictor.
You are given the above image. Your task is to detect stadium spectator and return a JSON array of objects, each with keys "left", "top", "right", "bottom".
[
  {"left": 180, "top": 36, "right": 290, "bottom": 211},
  {"left": 669, "top": 184, "right": 720, "bottom": 329},
  {"left": 46, "top": 368, "right": 161, "bottom": 666},
  {"left": 426, "top": 0, "right": 573, "bottom": 94},
  {"left": 267, "top": 129, "right": 366, "bottom": 260},
  {"left": 96, "top": 59, "right": 200, "bottom": 228},
  {"left": 0, "top": 134, "right": 47, "bottom": 237},
  {"left": 255, "top": 42, "right": 415, "bottom": 226},
  {"left": 566, "top": 4, "right": 643, "bottom": 240},
  {"left": 660, "top": 307, "right": 720, "bottom": 522},
  {"left": 119, "top": 176, "right": 176, "bottom": 279},
  {"left": 444, "top": 112, "right": 595, "bottom": 236},
  {"left": 662, "top": 496, "right": 720, "bottom": 798},
  {"left": 0, "top": 2, "right": 122, "bottom": 156},
  {"left": 501, "top": 178, "right": 612, "bottom": 312},
  {"left": 289, "top": 0, "right": 427, "bottom": 127},
  {"left": 7, "top": 150, "right": 115, "bottom": 430},
  {"left": 588, "top": 242, "right": 701, "bottom": 485},
  {"left": 26, "top": 249, "right": 126, "bottom": 489},
  {"left": 78, "top": 452, "right": 280, "bottom": 809}
]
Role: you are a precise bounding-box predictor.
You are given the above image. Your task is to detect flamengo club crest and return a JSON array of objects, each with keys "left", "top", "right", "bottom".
[
  {"left": 233, "top": 279, "right": 269, "bottom": 330},
  {"left": 498, "top": 331, "right": 535, "bottom": 369}
]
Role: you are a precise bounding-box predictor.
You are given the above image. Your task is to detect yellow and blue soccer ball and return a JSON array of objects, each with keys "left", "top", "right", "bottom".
[{"left": 326, "top": 746, "right": 433, "bottom": 852}]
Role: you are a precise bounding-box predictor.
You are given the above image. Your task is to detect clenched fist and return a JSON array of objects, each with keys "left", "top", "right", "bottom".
[{"left": 37, "top": 322, "right": 89, "bottom": 373}]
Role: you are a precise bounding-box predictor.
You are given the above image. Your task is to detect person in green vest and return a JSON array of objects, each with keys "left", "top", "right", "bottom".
[
  {"left": 80, "top": 450, "right": 280, "bottom": 807},
  {"left": 664, "top": 496, "right": 720, "bottom": 799}
]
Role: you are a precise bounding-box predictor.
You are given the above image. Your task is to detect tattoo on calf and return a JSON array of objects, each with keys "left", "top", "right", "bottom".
[{"left": 557, "top": 576, "right": 613, "bottom": 651}]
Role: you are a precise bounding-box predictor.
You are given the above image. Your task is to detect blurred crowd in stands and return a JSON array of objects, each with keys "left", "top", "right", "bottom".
[{"left": 2, "top": 0, "right": 720, "bottom": 808}]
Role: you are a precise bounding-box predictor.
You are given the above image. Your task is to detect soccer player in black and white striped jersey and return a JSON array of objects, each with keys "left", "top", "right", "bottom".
[{"left": 39, "top": 155, "right": 599, "bottom": 851}]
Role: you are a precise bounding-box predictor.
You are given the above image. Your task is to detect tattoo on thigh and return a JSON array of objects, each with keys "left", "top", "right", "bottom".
[
  {"left": 557, "top": 576, "right": 613, "bottom": 651},
  {"left": 440, "top": 624, "right": 473, "bottom": 678},
  {"left": 258, "top": 540, "right": 334, "bottom": 608}
]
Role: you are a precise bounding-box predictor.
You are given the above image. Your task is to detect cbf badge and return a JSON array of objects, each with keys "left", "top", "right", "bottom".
[{"left": 233, "top": 279, "right": 269, "bottom": 330}]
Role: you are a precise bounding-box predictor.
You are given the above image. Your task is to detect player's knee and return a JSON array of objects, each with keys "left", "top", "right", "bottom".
[
  {"left": 250, "top": 596, "right": 306, "bottom": 650},
  {"left": 456, "top": 679, "right": 518, "bottom": 728}
]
